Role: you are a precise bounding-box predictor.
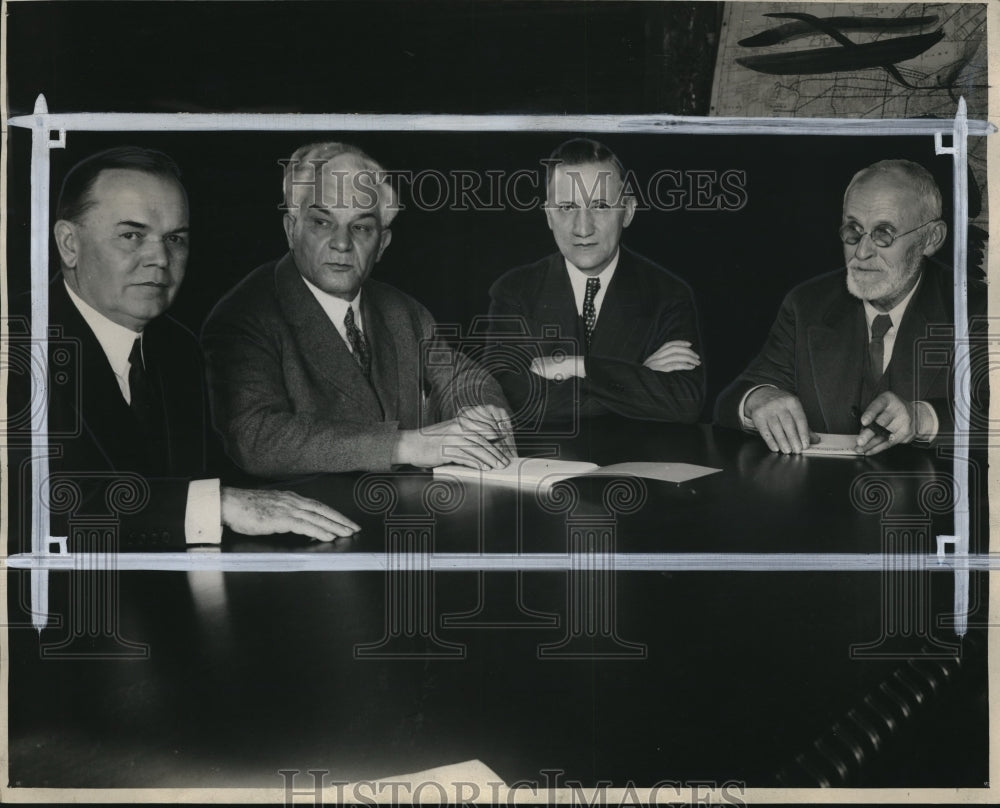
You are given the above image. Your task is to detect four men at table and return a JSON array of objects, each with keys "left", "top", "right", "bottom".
[{"left": 36, "top": 144, "right": 978, "bottom": 545}]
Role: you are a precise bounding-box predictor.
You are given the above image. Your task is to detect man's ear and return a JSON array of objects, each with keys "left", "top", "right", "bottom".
[
  {"left": 622, "top": 195, "right": 637, "bottom": 229},
  {"left": 53, "top": 220, "right": 79, "bottom": 268},
  {"left": 923, "top": 219, "right": 947, "bottom": 257},
  {"left": 375, "top": 228, "right": 393, "bottom": 262},
  {"left": 282, "top": 213, "right": 297, "bottom": 250}
]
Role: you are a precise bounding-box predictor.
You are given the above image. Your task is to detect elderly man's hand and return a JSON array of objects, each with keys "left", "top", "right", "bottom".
[
  {"left": 393, "top": 413, "right": 514, "bottom": 470},
  {"left": 745, "top": 387, "right": 819, "bottom": 454},
  {"left": 221, "top": 487, "right": 360, "bottom": 541},
  {"left": 530, "top": 355, "right": 585, "bottom": 381},
  {"left": 642, "top": 340, "right": 701, "bottom": 373},
  {"left": 856, "top": 392, "right": 917, "bottom": 456},
  {"left": 457, "top": 404, "right": 516, "bottom": 457}
]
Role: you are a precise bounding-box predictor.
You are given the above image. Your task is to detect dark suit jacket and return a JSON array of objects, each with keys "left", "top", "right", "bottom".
[
  {"left": 486, "top": 248, "right": 705, "bottom": 424},
  {"left": 715, "top": 262, "right": 988, "bottom": 437},
  {"left": 201, "top": 253, "right": 509, "bottom": 476},
  {"left": 41, "top": 279, "right": 213, "bottom": 549}
]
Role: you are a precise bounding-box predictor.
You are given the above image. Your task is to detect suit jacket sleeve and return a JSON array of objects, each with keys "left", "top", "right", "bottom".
[
  {"left": 485, "top": 286, "right": 583, "bottom": 424},
  {"left": 201, "top": 301, "right": 401, "bottom": 477},
  {"left": 417, "top": 306, "right": 511, "bottom": 421},
  {"left": 715, "top": 292, "right": 799, "bottom": 430},
  {"left": 582, "top": 287, "right": 704, "bottom": 423}
]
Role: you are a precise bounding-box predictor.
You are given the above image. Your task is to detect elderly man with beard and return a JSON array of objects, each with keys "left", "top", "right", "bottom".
[{"left": 715, "top": 159, "right": 986, "bottom": 455}]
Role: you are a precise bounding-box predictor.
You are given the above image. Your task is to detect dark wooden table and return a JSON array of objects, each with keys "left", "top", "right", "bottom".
[{"left": 6, "top": 420, "right": 989, "bottom": 790}]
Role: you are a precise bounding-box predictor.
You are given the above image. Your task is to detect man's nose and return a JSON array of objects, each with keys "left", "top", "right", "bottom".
[
  {"left": 141, "top": 237, "right": 169, "bottom": 267},
  {"left": 572, "top": 208, "right": 594, "bottom": 236},
  {"left": 328, "top": 227, "right": 353, "bottom": 252},
  {"left": 853, "top": 232, "right": 877, "bottom": 261}
]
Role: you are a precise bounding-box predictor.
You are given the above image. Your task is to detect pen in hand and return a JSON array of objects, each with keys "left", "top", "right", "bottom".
[{"left": 851, "top": 405, "right": 891, "bottom": 440}]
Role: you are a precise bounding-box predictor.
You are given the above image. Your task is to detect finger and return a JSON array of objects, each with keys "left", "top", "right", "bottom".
[
  {"left": 775, "top": 410, "right": 806, "bottom": 453},
  {"left": 766, "top": 415, "right": 795, "bottom": 454},
  {"left": 859, "top": 394, "right": 890, "bottom": 427},
  {"left": 645, "top": 347, "right": 700, "bottom": 364},
  {"left": 752, "top": 415, "right": 780, "bottom": 452},
  {"left": 788, "top": 402, "right": 812, "bottom": 452},
  {"left": 644, "top": 360, "right": 699, "bottom": 373},
  {"left": 444, "top": 438, "right": 503, "bottom": 470},
  {"left": 286, "top": 492, "right": 362, "bottom": 531},
  {"left": 809, "top": 431, "right": 821, "bottom": 445},
  {"left": 448, "top": 434, "right": 508, "bottom": 468},
  {"left": 862, "top": 434, "right": 892, "bottom": 456},
  {"left": 655, "top": 340, "right": 692, "bottom": 351}
]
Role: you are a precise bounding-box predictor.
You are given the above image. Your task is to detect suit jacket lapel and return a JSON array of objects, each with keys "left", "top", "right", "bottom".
[
  {"left": 807, "top": 287, "right": 866, "bottom": 432},
  {"left": 274, "top": 254, "right": 382, "bottom": 413},
  {"left": 362, "top": 291, "right": 397, "bottom": 421},
  {"left": 887, "top": 269, "right": 945, "bottom": 400},
  {"left": 536, "top": 255, "right": 585, "bottom": 353},
  {"left": 590, "top": 250, "right": 645, "bottom": 358},
  {"left": 49, "top": 279, "right": 141, "bottom": 470}
]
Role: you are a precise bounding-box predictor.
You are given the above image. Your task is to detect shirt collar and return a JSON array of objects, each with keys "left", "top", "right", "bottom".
[
  {"left": 563, "top": 248, "right": 620, "bottom": 284},
  {"left": 301, "top": 276, "right": 364, "bottom": 330},
  {"left": 63, "top": 280, "right": 142, "bottom": 379},
  {"left": 861, "top": 271, "right": 922, "bottom": 332}
]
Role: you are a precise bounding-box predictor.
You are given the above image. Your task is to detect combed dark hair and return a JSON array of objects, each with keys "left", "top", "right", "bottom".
[
  {"left": 545, "top": 138, "right": 626, "bottom": 192},
  {"left": 56, "top": 146, "right": 184, "bottom": 223}
]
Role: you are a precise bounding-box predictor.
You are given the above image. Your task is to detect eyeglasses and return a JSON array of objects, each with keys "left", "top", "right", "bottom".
[{"left": 839, "top": 219, "right": 938, "bottom": 248}]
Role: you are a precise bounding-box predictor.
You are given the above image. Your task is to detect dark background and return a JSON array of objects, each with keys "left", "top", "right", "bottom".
[{"left": 4, "top": 1, "right": 970, "bottom": 413}]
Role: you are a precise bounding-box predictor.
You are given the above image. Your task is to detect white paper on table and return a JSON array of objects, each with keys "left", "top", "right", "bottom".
[
  {"left": 586, "top": 461, "right": 721, "bottom": 483},
  {"left": 800, "top": 433, "right": 863, "bottom": 457}
]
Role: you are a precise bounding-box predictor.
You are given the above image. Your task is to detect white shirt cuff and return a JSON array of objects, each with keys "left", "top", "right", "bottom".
[
  {"left": 185, "top": 478, "right": 223, "bottom": 544},
  {"left": 739, "top": 384, "right": 776, "bottom": 430},
  {"left": 914, "top": 400, "right": 939, "bottom": 443}
]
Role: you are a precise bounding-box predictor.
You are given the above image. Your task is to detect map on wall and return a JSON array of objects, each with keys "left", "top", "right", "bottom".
[{"left": 710, "top": 3, "right": 988, "bottom": 245}]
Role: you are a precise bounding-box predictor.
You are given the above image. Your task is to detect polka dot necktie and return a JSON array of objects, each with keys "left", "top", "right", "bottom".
[
  {"left": 868, "top": 313, "right": 892, "bottom": 380},
  {"left": 344, "top": 305, "right": 371, "bottom": 379},
  {"left": 583, "top": 277, "right": 601, "bottom": 352}
]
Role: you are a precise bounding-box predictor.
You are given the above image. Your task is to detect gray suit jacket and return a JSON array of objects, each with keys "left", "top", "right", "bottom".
[{"left": 202, "top": 253, "right": 508, "bottom": 476}]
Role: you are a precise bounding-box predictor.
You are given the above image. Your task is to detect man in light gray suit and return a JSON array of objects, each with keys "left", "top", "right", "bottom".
[{"left": 202, "top": 142, "right": 513, "bottom": 476}]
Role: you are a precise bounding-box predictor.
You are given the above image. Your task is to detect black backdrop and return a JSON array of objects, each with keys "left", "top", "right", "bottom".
[{"left": 5, "top": 1, "right": 966, "bottom": 414}]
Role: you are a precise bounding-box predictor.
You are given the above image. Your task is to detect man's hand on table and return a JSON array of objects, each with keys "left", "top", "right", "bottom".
[
  {"left": 221, "top": 487, "right": 360, "bottom": 541},
  {"left": 745, "top": 386, "right": 819, "bottom": 455},
  {"left": 393, "top": 405, "right": 515, "bottom": 470}
]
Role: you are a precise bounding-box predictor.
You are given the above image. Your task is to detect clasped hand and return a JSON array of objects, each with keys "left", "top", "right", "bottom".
[{"left": 529, "top": 339, "right": 700, "bottom": 380}]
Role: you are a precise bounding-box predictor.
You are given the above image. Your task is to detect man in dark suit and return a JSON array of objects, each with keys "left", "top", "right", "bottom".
[
  {"left": 715, "top": 159, "right": 985, "bottom": 455},
  {"left": 45, "top": 147, "right": 359, "bottom": 548},
  {"left": 487, "top": 138, "right": 705, "bottom": 426},
  {"left": 202, "top": 142, "right": 513, "bottom": 476}
]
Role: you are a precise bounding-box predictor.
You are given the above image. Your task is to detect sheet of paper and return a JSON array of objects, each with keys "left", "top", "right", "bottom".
[
  {"left": 800, "top": 433, "right": 863, "bottom": 457},
  {"left": 588, "top": 461, "right": 722, "bottom": 483},
  {"left": 433, "top": 457, "right": 600, "bottom": 489}
]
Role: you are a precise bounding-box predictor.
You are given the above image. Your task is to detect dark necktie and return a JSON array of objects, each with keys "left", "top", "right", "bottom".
[
  {"left": 868, "top": 313, "right": 893, "bottom": 381},
  {"left": 582, "top": 277, "right": 601, "bottom": 351},
  {"left": 344, "top": 305, "right": 371, "bottom": 379},
  {"left": 127, "top": 336, "right": 154, "bottom": 429}
]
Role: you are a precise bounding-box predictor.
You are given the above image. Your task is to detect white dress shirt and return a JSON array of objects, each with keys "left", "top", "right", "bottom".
[
  {"left": 738, "top": 275, "right": 937, "bottom": 440},
  {"left": 564, "top": 249, "right": 619, "bottom": 321},
  {"left": 64, "top": 281, "right": 222, "bottom": 543},
  {"left": 301, "top": 276, "right": 365, "bottom": 352}
]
